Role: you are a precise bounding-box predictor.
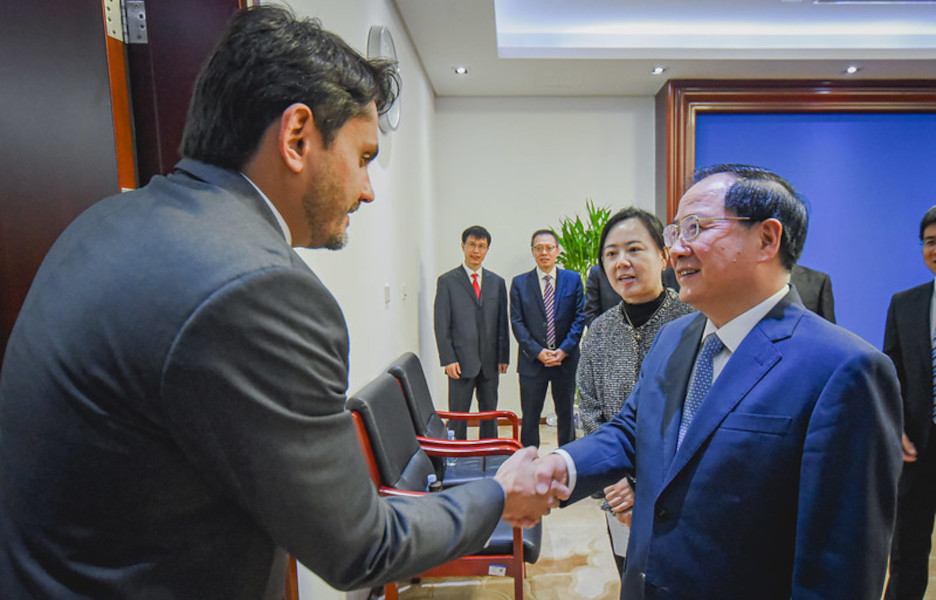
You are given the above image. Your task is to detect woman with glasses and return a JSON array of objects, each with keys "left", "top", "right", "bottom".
[{"left": 576, "top": 207, "right": 694, "bottom": 574}]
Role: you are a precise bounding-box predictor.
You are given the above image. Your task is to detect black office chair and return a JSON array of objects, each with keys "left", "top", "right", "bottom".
[
  {"left": 347, "top": 372, "right": 541, "bottom": 600},
  {"left": 386, "top": 352, "right": 520, "bottom": 486}
]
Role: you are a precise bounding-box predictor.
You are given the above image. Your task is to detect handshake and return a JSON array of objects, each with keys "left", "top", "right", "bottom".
[{"left": 492, "top": 447, "right": 572, "bottom": 528}]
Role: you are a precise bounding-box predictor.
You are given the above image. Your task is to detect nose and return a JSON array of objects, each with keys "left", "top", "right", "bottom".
[
  {"left": 360, "top": 175, "right": 375, "bottom": 204},
  {"left": 668, "top": 236, "right": 690, "bottom": 264}
]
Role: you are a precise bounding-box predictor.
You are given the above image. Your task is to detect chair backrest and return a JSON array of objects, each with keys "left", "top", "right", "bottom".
[
  {"left": 346, "top": 372, "right": 436, "bottom": 492},
  {"left": 386, "top": 352, "right": 448, "bottom": 440}
]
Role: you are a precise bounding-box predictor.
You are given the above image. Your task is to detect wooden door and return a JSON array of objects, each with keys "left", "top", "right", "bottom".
[{"left": 0, "top": 0, "right": 244, "bottom": 360}]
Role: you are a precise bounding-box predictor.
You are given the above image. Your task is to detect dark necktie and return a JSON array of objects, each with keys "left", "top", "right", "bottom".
[
  {"left": 543, "top": 275, "right": 556, "bottom": 349},
  {"left": 471, "top": 273, "right": 480, "bottom": 299},
  {"left": 678, "top": 333, "right": 724, "bottom": 448}
]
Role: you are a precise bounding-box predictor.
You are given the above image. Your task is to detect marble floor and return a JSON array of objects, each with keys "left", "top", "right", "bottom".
[{"left": 397, "top": 425, "right": 621, "bottom": 600}]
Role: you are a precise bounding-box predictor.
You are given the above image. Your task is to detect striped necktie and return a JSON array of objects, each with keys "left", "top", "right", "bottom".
[
  {"left": 678, "top": 333, "right": 724, "bottom": 448},
  {"left": 543, "top": 275, "right": 556, "bottom": 349}
]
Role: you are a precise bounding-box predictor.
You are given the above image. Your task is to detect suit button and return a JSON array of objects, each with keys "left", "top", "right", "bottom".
[{"left": 640, "top": 572, "right": 646, "bottom": 582}]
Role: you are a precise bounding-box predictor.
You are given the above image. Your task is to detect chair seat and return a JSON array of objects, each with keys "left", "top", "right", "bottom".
[
  {"left": 441, "top": 455, "right": 508, "bottom": 487},
  {"left": 486, "top": 520, "right": 542, "bottom": 564}
]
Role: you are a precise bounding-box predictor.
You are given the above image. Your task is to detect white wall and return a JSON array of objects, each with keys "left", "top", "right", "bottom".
[
  {"left": 432, "top": 96, "right": 657, "bottom": 413},
  {"left": 277, "top": 3, "right": 657, "bottom": 598},
  {"left": 280, "top": 0, "right": 438, "bottom": 598}
]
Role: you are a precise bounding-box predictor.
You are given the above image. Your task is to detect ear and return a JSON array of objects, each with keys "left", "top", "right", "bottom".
[
  {"left": 278, "top": 103, "right": 316, "bottom": 174},
  {"left": 757, "top": 218, "right": 783, "bottom": 262}
]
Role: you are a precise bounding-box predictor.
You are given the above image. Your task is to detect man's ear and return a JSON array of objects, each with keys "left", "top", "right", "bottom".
[
  {"left": 758, "top": 218, "right": 783, "bottom": 261},
  {"left": 278, "top": 103, "right": 315, "bottom": 174}
]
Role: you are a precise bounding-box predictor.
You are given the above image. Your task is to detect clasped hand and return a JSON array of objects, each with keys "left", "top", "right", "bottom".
[
  {"left": 493, "top": 447, "right": 571, "bottom": 528},
  {"left": 537, "top": 348, "right": 566, "bottom": 368}
]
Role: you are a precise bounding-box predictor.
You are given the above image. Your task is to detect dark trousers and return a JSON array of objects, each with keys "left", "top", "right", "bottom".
[
  {"left": 886, "top": 425, "right": 936, "bottom": 600},
  {"left": 447, "top": 370, "right": 499, "bottom": 440},
  {"left": 519, "top": 370, "right": 576, "bottom": 448}
]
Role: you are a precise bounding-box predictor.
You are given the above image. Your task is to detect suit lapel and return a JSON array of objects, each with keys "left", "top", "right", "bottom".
[
  {"left": 457, "top": 267, "right": 481, "bottom": 305},
  {"left": 661, "top": 295, "right": 800, "bottom": 488},
  {"left": 907, "top": 282, "right": 933, "bottom": 368},
  {"left": 479, "top": 269, "right": 496, "bottom": 306},
  {"left": 526, "top": 269, "right": 547, "bottom": 320}
]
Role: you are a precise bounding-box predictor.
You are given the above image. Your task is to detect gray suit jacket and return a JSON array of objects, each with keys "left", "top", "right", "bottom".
[
  {"left": 433, "top": 266, "right": 509, "bottom": 379},
  {"left": 0, "top": 159, "right": 503, "bottom": 599}
]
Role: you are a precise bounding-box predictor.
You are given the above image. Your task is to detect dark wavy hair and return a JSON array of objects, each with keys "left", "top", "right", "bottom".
[
  {"left": 597, "top": 207, "right": 665, "bottom": 269},
  {"left": 693, "top": 164, "right": 809, "bottom": 270},
  {"left": 181, "top": 5, "right": 400, "bottom": 170}
]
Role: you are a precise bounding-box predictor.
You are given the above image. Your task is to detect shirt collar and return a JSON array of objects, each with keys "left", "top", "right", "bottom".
[
  {"left": 537, "top": 266, "right": 558, "bottom": 280},
  {"left": 463, "top": 264, "right": 482, "bottom": 278},
  {"left": 703, "top": 284, "right": 790, "bottom": 352},
  {"left": 240, "top": 173, "right": 292, "bottom": 246}
]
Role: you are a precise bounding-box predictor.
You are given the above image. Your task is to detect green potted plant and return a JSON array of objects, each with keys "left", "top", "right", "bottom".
[{"left": 554, "top": 199, "right": 611, "bottom": 285}]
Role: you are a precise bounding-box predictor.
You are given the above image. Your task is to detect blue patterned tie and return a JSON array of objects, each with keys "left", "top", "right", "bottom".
[
  {"left": 543, "top": 275, "right": 556, "bottom": 349},
  {"left": 678, "top": 333, "right": 724, "bottom": 448},
  {"left": 932, "top": 328, "right": 936, "bottom": 422}
]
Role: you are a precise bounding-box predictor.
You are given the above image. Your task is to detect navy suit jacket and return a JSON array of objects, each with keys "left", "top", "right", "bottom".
[
  {"left": 509, "top": 268, "right": 586, "bottom": 377},
  {"left": 562, "top": 290, "right": 902, "bottom": 600},
  {"left": 0, "top": 159, "right": 504, "bottom": 599},
  {"left": 884, "top": 280, "right": 933, "bottom": 452},
  {"left": 433, "top": 266, "right": 510, "bottom": 379}
]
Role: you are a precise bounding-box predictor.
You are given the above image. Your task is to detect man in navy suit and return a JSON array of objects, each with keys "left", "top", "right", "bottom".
[
  {"left": 884, "top": 205, "right": 936, "bottom": 600},
  {"left": 530, "top": 165, "right": 902, "bottom": 599},
  {"left": 434, "top": 225, "right": 510, "bottom": 439},
  {"left": 510, "top": 229, "right": 586, "bottom": 448}
]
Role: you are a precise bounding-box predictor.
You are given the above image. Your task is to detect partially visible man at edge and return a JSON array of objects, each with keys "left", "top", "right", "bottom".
[{"left": 0, "top": 6, "right": 563, "bottom": 599}]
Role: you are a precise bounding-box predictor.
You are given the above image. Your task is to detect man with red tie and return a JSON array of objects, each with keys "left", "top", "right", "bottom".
[{"left": 433, "top": 226, "right": 510, "bottom": 439}]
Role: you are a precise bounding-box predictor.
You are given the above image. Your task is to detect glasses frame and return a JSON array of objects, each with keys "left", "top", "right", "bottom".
[
  {"left": 663, "top": 215, "right": 752, "bottom": 248},
  {"left": 531, "top": 244, "right": 558, "bottom": 254}
]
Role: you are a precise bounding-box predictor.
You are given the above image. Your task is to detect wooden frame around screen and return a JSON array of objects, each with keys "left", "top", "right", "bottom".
[{"left": 654, "top": 80, "right": 936, "bottom": 221}]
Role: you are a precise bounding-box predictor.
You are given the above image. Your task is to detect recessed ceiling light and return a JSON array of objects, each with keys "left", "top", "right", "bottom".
[
  {"left": 845, "top": 65, "right": 860, "bottom": 74},
  {"left": 453, "top": 66, "right": 469, "bottom": 76},
  {"left": 651, "top": 66, "right": 666, "bottom": 75}
]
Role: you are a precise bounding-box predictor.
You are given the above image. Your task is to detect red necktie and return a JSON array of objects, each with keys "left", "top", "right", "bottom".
[{"left": 471, "top": 273, "right": 481, "bottom": 299}]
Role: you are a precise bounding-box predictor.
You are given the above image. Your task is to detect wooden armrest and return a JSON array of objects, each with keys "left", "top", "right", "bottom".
[
  {"left": 418, "top": 436, "right": 522, "bottom": 452},
  {"left": 437, "top": 410, "right": 520, "bottom": 441},
  {"left": 422, "top": 444, "right": 515, "bottom": 458},
  {"left": 378, "top": 486, "right": 425, "bottom": 497}
]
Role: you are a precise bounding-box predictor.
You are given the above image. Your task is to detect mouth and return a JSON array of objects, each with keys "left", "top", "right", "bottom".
[
  {"left": 676, "top": 266, "right": 699, "bottom": 279},
  {"left": 616, "top": 274, "right": 636, "bottom": 284}
]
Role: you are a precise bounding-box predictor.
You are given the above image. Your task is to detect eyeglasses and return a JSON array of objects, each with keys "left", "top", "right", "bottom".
[
  {"left": 663, "top": 214, "right": 751, "bottom": 248},
  {"left": 532, "top": 244, "right": 558, "bottom": 254}
]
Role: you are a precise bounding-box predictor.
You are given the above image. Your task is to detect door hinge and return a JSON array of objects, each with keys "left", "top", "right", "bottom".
[{"left": 103, "top": 0, "right": 148, "bottom": 45}]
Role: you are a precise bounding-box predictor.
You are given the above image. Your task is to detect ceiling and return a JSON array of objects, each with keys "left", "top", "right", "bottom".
[{"left": 392, "top": 0, "right": 936, "bottom": 97}]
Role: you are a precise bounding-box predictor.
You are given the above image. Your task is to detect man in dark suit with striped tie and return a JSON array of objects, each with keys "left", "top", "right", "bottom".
[
  {"left": 510, "top": 229, "right": 586, "bottom": 448},
  {"left": 884, "top": 205, "right": 936, "bottom": 600},
  {"left": 433, "top": 226, "right": 510, "bottom": 439}
]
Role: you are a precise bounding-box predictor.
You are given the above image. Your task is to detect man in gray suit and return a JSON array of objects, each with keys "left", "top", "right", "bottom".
[
  {"left": 433, "top": 226, "right": 510, "bottom": 439},
  {"left": 0, "top": 7, "right": 558, "bottom": 599}
]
